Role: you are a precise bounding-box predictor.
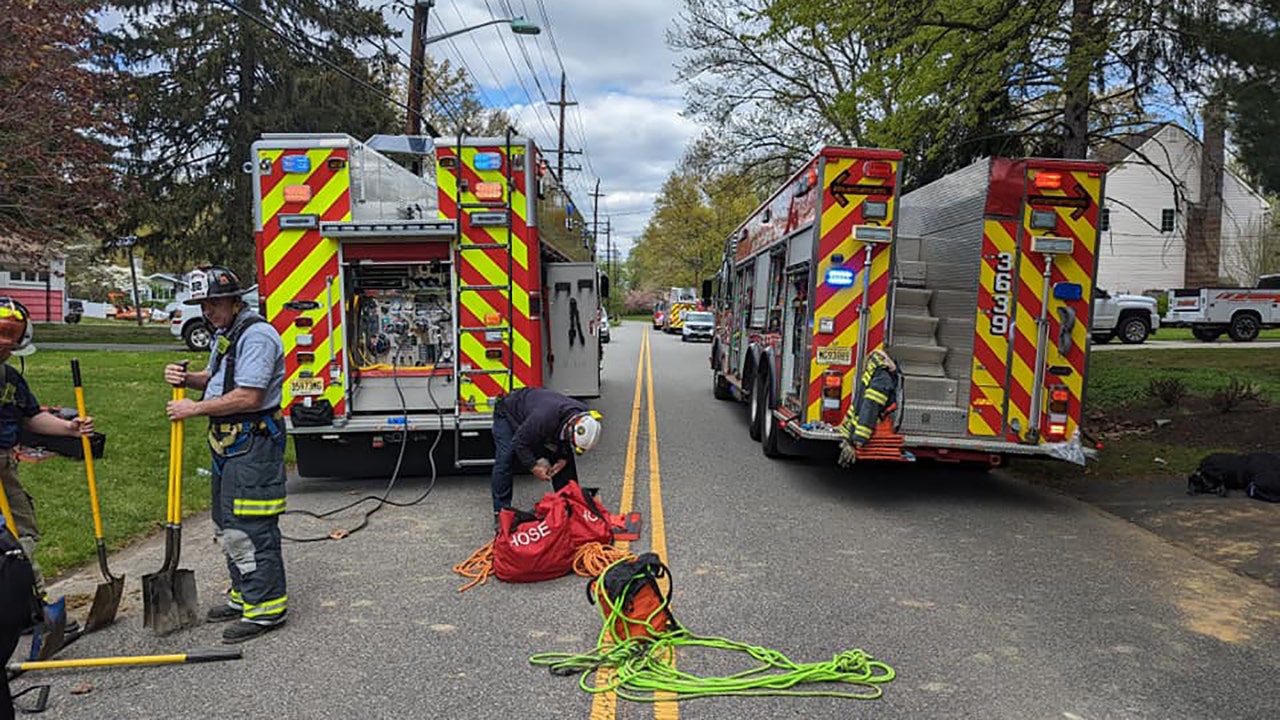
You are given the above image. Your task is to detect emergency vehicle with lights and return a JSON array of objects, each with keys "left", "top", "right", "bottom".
[
  {"left": 708, "top": 149, "right": 1107, "bottom": 467},
  {"left": 249, "top": 133, "right": 603, "bottom": 478},
  {"left": 661, "top": 286, "right": 700, "bottom": 333}
]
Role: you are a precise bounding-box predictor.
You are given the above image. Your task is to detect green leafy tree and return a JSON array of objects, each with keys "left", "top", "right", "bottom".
[
  {"left": 629, "top": 154, "right": 759, "bottom": 292},
  {"left": 1197, "top": 0, "right": 1280, "bottom": 195},
  {"left": 673, "top": 0, "right": 1210, "bottom": 190},
  {"left": 108, "top": 0, "right": 405, "bottom": 276}
]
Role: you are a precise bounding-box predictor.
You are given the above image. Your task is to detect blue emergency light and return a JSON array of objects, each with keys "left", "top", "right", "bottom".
[
  {"left": 825, "top": 268, "right": 856, "bottom": 287},
  {"left": 282, "top": 155, "right": 311, "bottom": 174},
  {"left": 1053, "top": 282, "right": 1084, "bottom": 301},
  {"left": 474, "top": 152, "right": 503, "bottom": 171}
]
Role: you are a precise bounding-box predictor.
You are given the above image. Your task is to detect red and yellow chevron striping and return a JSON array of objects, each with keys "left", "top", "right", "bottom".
[
  {"left": 806, "top": 151, "right": 899, "bottom": 422},
  {"left": 967, "top": 218, "right": 1020, "bottom": 436},
  {"left": 436, "top": 144, "right": 539, "bottom": 413},
  {"left": 255, "top": 147, "right": 351, "bottom": 414},
  {"left": 1007, "top": 164, "right": 1103, "bottom": 442}
]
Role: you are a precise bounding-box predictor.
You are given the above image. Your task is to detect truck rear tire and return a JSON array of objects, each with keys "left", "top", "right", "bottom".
[
  {"left": 1191, "top": 326, "right": 1223, "bottom": 342},
  {"left": 747, "top": 378, "right": 763, "bottom": 442},
  {"left": 759, "top": 372, "right": 784, "bottom": 458},
  {"left": 1118, "top": 316, "right": 1150, "bottom": 344},
  {"left": 1228, "top": 313, "right": 1261, "bottom": 342}
]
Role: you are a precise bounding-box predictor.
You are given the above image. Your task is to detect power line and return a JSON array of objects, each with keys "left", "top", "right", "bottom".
[
  {"left": 445, "top": 0, "right": 519, "bottom": 114},
  {"left": 480, "top": 0, "right": 555, "bottom": 143}
]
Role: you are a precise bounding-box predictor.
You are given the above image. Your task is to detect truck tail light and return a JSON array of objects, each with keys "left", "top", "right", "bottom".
[
  {"left": 1046, "top": 385, "right": 1069, "bottom": 440},
  {"left": 821, "top": 371, "right": 844, "bottom": 425},
  {"left": 864, "top": 160, "right": 894, "bottom": 179}
]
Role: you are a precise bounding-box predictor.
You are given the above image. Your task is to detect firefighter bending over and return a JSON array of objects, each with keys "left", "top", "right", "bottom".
[
  {"left": 491, "top": 388, "right": 602, "bottom": 528},
  {"left": 838, "top": 350, "right": 900, "bottom": 467},
  {"left": 164, "top": 267, "right": 288, "bottom": 643}
]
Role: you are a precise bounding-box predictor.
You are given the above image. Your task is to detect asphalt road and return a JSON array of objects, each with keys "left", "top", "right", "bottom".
[{"left": 18, "top": 321, "right": 1280, "bottom": 719}]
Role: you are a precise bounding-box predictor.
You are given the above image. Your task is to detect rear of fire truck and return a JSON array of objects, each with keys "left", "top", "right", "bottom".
[
  {"left": 711, "top": 151, "right": 1105, "bottom": 467},
  {"left": 251, "top": 133, "right": 600, "bottom": 479}
]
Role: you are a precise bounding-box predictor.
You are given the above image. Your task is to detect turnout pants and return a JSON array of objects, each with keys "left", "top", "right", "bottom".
[
  {"left": 0, "top": 453, "right": 43, "bottom": 593},
  {"left": 210, "top": 418, "right": 288, "bottom": 624},
  {"left": 490, "top": 414, "right": 576, "bottom": 513}
]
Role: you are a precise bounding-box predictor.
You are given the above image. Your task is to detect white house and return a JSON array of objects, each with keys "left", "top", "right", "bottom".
[{"left": 1092, "top": 123, "right": 1272, "bottom": 294}]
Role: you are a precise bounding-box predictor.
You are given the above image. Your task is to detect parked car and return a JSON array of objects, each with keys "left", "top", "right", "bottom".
[
  {"left": 681, "top": 311, "right": 715, "bottom": 342},
  {"left": 1164, "top": 275, "right": 1280, "bottom": 342},
  {"left": 169, "top": 285, "right": 260, "bottom": 351},
  {"left": 599, "top": 306, "right": 611, "bottom": 343},
  {"left": 1091, "top": 289, "right": 1158, "bottom": 344},
  {"left": 64, "top": 300, "right": 84, "bottom": 324}
]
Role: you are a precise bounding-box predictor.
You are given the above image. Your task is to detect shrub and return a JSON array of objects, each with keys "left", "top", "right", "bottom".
[
  {"left": 1210, "top": 377, "right": 1262, "bottom": 413},
  {"left": 1144, "top": 376, "right": 1188, "bottom": 408}
]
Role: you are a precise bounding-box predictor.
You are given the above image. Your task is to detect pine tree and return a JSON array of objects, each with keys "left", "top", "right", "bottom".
[{"left": 108, "top": 0, "right": 404, "bottom": 276}]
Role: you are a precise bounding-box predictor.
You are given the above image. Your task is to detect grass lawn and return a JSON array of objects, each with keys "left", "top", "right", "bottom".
[
  {"left": 1149, "top": 327, "right": 1280, "bottom": 342},
  {"left": 13, "top": 350, "right": 295, "bottom": 579},
  {"left": 35, "top": 320, "right": 179, "bottom": 345},
  {"left": 1011, "top": 347, "right": 1280, "bottom": 485}
]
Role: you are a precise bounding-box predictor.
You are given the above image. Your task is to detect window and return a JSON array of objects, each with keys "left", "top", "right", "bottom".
[
  {"left": 1099, "top": 208, "right": 1110, "bottom": 231},
  {"left": 1160, "top": 208, "right": 1175, "bottom": 233}
]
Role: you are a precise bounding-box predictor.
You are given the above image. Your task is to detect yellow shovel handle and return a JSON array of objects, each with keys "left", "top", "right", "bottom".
[
  {"left": 0, "top": 476, "right": 17, "bottom": 537},
  {"left": 173, "top": 387, "right": 185, "bottom": 524}
]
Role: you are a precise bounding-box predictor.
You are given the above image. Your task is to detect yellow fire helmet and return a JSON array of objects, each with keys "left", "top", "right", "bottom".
[
  {"left": 0, "top": 298, "right": 35, "bottom": 356},
  {"left": 565, "top": 410, "right": 603, "bottom": 455}
]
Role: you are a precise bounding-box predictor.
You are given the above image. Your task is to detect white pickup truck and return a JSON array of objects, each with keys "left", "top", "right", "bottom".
[
  {"left": 1163, "top": 274, "right": 1280, "bottom": 342},
  {"left": 1091, "top": 289, "right": 1160, "bottom": 344}
]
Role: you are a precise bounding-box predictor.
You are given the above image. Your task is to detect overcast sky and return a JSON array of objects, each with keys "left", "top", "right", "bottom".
[{"left": 397, "top": 0, "right": 698, "bottom": 260}]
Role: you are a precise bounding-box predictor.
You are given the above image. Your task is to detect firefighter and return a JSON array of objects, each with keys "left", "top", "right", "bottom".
[
  {"left": 837, "top": 349, "right": 900, "bottom": 467},
  {"left": 490, "top": 387, "right": 602, "bottom": 527},
  {"left": 0, "top": 299, "right": 95, "bottom": 610},
  {"left": 164, "top": 267, "right": 288, "bottom": 644}
]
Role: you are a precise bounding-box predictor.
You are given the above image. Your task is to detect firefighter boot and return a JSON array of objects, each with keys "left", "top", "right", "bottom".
[{"left": 222, "top": 617, "right": 286, "bottom": 644}]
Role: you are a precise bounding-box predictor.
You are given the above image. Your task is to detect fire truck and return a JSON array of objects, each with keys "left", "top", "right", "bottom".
[
  {"left": 249, "top": 132, "right": 603, "bottom": 478},
  {"left": 708, "top": 148, "right": 1106, "bottom": 467},
  {"left": 661, "top": 286, "right": 700, "bottom": 333}
]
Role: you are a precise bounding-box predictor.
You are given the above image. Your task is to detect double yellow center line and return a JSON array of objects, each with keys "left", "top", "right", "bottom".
[{"left": 590, "top": 327, "right": 677, "bottom": 720}]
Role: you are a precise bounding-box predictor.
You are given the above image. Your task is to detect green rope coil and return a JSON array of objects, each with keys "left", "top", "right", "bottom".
[{"left": 529, "top": 557, "right": 896, "bottom": 702}]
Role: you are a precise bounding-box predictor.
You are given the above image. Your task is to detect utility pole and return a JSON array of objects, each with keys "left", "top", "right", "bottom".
[
  {"left": 549, "top": 72, "right": 581, "bottom": 180},
  {"left": 590, "top": 179, "right": 603, "bottom": 261},
  {"left": 605, "top": 219, "right": 614, "bottom": 316},
  {"left": 406, "top": 0, "right": 435, "bottom": 175}
]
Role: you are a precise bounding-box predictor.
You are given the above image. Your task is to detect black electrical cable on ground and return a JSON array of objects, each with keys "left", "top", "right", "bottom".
[{"left": 281, "top": 340, "right": 445, "bottom": 543}]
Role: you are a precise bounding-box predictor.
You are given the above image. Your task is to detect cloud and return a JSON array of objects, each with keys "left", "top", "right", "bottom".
[{"left": 401, "top": 0, "right": 694, "bottom": 255}]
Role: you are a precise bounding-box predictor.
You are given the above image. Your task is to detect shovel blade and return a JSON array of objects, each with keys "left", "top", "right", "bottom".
[
  {"left": 142, "top": 569, "right": 199, "bottom": 636},
  {"left": 83, "top": 576, "right": 125, "bottom": 633}
]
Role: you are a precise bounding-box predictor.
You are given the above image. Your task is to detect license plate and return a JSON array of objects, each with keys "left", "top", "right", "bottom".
[
  {"left": 289, "top": 377, "right": 325, "bottom": 397},
  {"left": 815, "top": 346, "right": 852, "bottom": 366}
]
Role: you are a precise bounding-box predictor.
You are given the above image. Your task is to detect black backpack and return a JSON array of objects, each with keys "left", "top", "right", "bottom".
[
  {"left": 1186, "top": 453, "right": 1251, "bottom": 497},
  {"left": 1, "top": 525, "right": 41, "bottom": 632},
  {"left": 1246, "top": 453, "right": 1280, "bottom": 503}
]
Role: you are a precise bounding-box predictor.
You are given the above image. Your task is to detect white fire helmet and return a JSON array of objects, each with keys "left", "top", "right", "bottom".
[{"left": 566, "top": 411, "right": 603, "bottom": 455}]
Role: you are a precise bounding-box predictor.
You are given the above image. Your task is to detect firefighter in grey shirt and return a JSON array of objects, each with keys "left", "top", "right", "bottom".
[{"left": 164, "top": 266, "right": 288, "bottom": 644}]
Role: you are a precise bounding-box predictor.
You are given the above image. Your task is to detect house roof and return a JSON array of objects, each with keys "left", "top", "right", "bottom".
[
  {"left": 1094, "top": 122, "right": 1271, "bottom": 209},
  {"left": 1090, "top": 124, "right": 1166, "bottom": 166},
  {"left": 0, "top": 235, "right": 61, "bottom": 270},
  {"left": 146, "top": 273, "right": 190, "bottom": 286}
]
